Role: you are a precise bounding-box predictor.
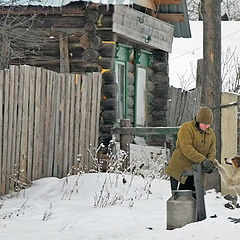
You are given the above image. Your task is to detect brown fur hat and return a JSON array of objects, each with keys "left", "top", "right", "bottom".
[{"left": 196, "top": 106, "right": 213, "bottom": 124}]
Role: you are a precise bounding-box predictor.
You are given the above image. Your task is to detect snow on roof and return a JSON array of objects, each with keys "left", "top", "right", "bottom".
[{"left": 17, "top": 0, "right": 133, "bottom": 7}]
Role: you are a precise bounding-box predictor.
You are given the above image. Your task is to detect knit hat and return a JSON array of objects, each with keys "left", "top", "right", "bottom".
[{"left": 196, "top": 107, "right": 213, "bottom": 124}]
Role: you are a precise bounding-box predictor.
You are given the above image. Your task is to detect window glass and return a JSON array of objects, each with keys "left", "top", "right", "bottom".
[{"left": 136, "top": 67, "right": 146, "bottom": 126}]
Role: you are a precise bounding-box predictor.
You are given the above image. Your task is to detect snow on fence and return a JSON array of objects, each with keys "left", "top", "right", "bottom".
[{"left": 0, "top": 65, "right": 102, "bottom": 195}]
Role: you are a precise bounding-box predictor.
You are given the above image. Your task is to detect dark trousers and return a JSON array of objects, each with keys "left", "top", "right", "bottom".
[{"left": 170, "top": 176, "right": 195, "bottom": 191}]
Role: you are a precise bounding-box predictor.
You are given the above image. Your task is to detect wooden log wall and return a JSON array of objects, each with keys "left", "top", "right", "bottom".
[
  {"left": 146, "top": 49, "right": 170, "bottom": 146},
  {"left": 0, "top": 3, "right": 115, "bottom": 73},
  {"left": 0, "top": 65, "right": 102, "bottom": 196}
]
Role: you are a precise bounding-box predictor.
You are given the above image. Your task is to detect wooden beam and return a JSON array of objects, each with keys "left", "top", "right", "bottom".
[
  {"left": 111, "top": 126, "right": 179, "bottom": 135},
  {"left": 154, "top": 0, "right": 182, "bottom": 4},
  {"left": 59, "top": 33, "right": 70, "bottom": 73},
  {"left": 134, "top": 0, "right": 156, "bottom": 10},
  {"left": 156, "top": 13, "right": 185, "bottom": 22}
]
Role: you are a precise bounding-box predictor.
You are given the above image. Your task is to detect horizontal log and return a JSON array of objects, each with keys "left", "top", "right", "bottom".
[
  {"left": 98, "top": 57, "right": 114, "bottom": 69},
  {"left": 6, "top": 16, "right": 86, "bottom": 28},
  {"left": 156, "top": 13, "right": 185, "bottom": 22},
  {"left": 102, "top": 71, "right": 115, "bottom": 84},
  {"left": 0, "top": 5, "right": 86, "bottom": 15},
  {"left": 111, "top": 126, "right": 179, "bottom": 135}
]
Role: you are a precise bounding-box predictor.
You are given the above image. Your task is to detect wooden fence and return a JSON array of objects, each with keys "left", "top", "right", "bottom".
[
  {"left": 0, "top": 65, "right": 102, "bottom": 195},
  {"left": 167, "top": 86, "right": 202, "bottom": 126}
]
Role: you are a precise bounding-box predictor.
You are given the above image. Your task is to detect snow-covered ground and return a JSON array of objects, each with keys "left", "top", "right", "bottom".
[
  {"left": 169, "top": 21, "right": 240, "bottom": 90},
  {"left": 0, "top": 173, "right": 239, "bottom": 240}
]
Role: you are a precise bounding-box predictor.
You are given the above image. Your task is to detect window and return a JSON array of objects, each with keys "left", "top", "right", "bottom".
[
  {"left": 135, "top": 67, "right": 147, "bottom": 126},
  {"left": 115, "top": 61, "right": 126, "bottom": 122}
]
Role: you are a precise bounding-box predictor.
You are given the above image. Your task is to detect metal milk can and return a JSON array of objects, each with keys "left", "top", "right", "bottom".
[{"left": 166, "top": 190, "right": 197, "bottom": 230}]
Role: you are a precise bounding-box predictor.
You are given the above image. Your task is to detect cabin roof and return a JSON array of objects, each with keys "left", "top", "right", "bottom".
[{"left": 7, "top": 0, "right": 191, "bottom": 38}]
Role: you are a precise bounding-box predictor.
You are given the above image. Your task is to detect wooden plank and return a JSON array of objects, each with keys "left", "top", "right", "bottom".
[
  {"left": 174, "top": 89, "right": 183, "bottom": 125},
  {"left": 53, "top": 73, "right": 61, "bottom": 177},
  {"left": 1, "top": 70, "right": 8, "bottom": 195},
  {"left": 68, "top": 74, "right": 75, "bottom": 171},
  {"left": 47, "top": 71, "right": 57, "bottom": 177},
  {"left": 15, "top": 66, "right": 24, "bottom": 185},
  {"left": 156, "top": 13, "right": 185, "bottom": 22},
  {"left": 154, "top": 0, "right": 182, "bottom": 5},
  {"left": 8, "top": 66, "right": 16, "bottom": 191},
  {"left": 113, "top": 11, "right": 174, "bottom": 38},
  {"left": 19, "top": 66, "right": 31, "bottom": 185},
  {"left": 85, "top": 73, "right": 93, "bottom": 171},
  {"left": 112, "top": 20, "right": 173, "bottom": 53},
  {"left": 89, "top": 73, "right": 98, "bottom": 170},
  {"left": 74, "top": 74, "right": 82, "bottom": 167},
  {"left": 193, "top": 164, "right": 207, "bottom": 221},
  {"left": 0, "top": 70, "right": 3, "bottom": 195},
  {"left": 38, "top": 68, "right": 47, "bottom": 178},
  {"left": 59, "top": 33, "right": 70, "bottom": 73},
  {"left": 32, "top": 67, "right": 42, "bottom": 180},
  {"left": 2, "top": 70, "right": 9, "bottom": 194},
  {"left": 111, "top": 127, "right": 179, "bottom": 135},
  {"left": 79, "top": 74, "right": 88, "bottom": 171},
  {"left": 42, "top": 70, "right": 51, "bottom": 177},
  {"left": 58, "top": 74, "right": 66, "bottom": 178},
  {"left": 27, "top": 66, "right": 36, "bottom": 182},
  {"left": 11, "top": 66, "right": 19, "bottom": 190},
  {"left": 42, "top": 70, "right": 53, "bottom": 177},
  {"left": 95, "top": 73, "right": 102, "bottom": 151},
  {"left": 63, "top": 73, "right": 71, "bottom": 176},
  {"left": 90, "top": 73, "right": 98, "bottom": 146}
]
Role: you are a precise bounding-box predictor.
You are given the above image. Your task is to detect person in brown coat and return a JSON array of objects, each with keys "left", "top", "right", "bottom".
[{"left": 165, "top": 106, "right": 216, "bottom": 191}]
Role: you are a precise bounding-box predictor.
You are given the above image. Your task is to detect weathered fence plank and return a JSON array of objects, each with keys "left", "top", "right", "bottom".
[
  {"left": 47, "top": 71, "right": 56, "bottom": 177},
  {"left": 32, "top": 67, "right": 42, "bottom": 180},
  {"left": 63, "top": 74, "right": 71, "bottom": 176},
  {"left": 89, "top": 73, "right": 98, "bottom": 170},
  {"left": 0, "top": 71, "right": 3, "bottom": 193},
  {"left": 95, "top": 74, "right": 102, "bottom": 151},
  {"left": 79, "top": 74, "right": 88, "bottom": 170},
  {"left": 8, "top": 66, "right": 15, "bottom": 191},
  {"left": 27, "top": 67, "right": 36, "bottom": 182},
  {"left": 85, "top": 73, "right": 93, "bottom": 170},
  {"left": 3, "top": 70, "right": 10, "bottom": 194},
  {"left": 53, "top": 73, "right": 61, "bottom": 177},
  {"left": 57, "top": 74, "right": 66, "bottom": 178},
  {"left": 11, "top": 66, "right": 19, "bottom": 189},
  {"left": 74, "top": 74, "right": 81, "bottom": 167},
  {"left": 68, "top": 74, "right": 75, "bottom": 170}
]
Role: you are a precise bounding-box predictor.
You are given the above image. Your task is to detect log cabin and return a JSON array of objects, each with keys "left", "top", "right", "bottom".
[{"left": 0, "top": 0, "right": 191, "bottom": 148}]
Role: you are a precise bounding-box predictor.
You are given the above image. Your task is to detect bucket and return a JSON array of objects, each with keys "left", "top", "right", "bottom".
[{"left": 166, "top": 190, "right": 197, "bottom": 230}]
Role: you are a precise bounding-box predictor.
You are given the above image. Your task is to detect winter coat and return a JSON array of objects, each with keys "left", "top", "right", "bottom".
[{"left": 165, "top": 120, "right": 216, "bottom": 184}]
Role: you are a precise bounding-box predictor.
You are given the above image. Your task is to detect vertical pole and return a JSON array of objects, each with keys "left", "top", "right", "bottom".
[
  {"left": 193, "top": 164, "right": 206, "bottom": 221},
  {"left": 202, "top": 0, "right": 221, "bottom": 191},
  {"left": 59, "top": 33, "right": 70, "bottom": 73},
  {"left": 120, "top": 119, "right": 131, "bottom": 169}
]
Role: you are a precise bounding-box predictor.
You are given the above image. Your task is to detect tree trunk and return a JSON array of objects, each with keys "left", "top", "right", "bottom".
[{"left": 202, "top": 0, "right": 221, "bottom": 191}]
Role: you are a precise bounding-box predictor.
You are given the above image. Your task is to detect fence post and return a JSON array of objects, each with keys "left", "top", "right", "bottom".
[
  {"left": 193, "top": 164, "right": 206, "bottom": 221},
  {"left": 120, "top": 119, "right": 131, "bottom": 169}
]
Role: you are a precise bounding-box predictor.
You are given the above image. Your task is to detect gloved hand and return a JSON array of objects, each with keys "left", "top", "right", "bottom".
[{"left": 201, "top": 158, "right": 215, "bottom": 173}]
